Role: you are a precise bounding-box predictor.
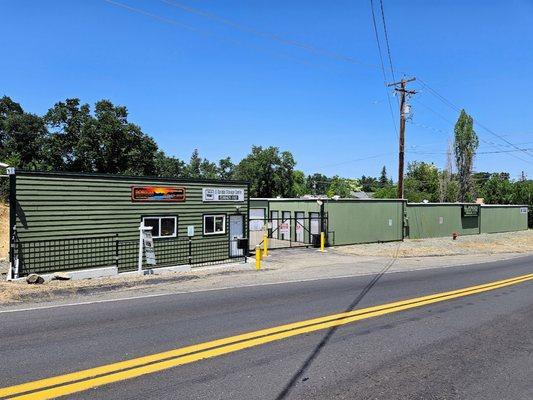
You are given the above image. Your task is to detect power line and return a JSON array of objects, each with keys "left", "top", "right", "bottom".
[
  {"left": 159, "top": 0, "right": 379, "bottom": 69},
  {"left": 417, "top": 78, "right": 533, "bottom": 160},
  {"left": 378, "top": 0, "right": 396, "bottom": 82},
  {"left": 369, "top": 0, "right": 398, "bottom": 138}
]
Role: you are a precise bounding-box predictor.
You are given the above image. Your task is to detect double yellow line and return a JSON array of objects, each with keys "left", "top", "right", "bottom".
[{"left": 2, "top": 273, "right": 532, "bottom": 400}]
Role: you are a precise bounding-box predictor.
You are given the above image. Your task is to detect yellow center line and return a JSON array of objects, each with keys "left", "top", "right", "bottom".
[{"left": 2, "top": 273, "right": 532, "bottom": 400}]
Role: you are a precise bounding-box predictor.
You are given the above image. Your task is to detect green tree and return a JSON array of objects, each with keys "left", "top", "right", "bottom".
[
  {"left": 233, "top": 146, "right": 296, "bottom": 197},
  {"left": 326, "top": 176, "right": 361, "bottom": 198},
  {"left": 218, "top": 157, "right": 234, "bottom": 180},
  {"left": 478, "top": 174, "right": 514, "bottom": 204},
  {"left": 185, "top": 149, "right": 202, "bottom": 178},
  {"left": 292, "top": 170, "right": 307, "bottom": 196},
  {"left": 306, "top": 173, "right": 330, "bottom": 195},
  {"left": 373, "top": 185, "right": 398, "bottom": 199},
  {"left": 454, "top": 110, "right": 479, "bottom": 201},
  {"left": 379, "top": 165, "right": 391, "bottom": 187},
  {"left": 360, "top": 175, "right": 379, "bottom": 192},
  {"left": 154, "top": 151, "right": 185, "bottom": 178},
  {"left": 404, "top": 161, "right": 440, "bottom": 202}
]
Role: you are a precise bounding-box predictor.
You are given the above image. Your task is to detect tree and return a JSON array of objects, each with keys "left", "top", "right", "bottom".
[
  {"left": 218, "top": 157, "right": 234, "bottom": 180},
  {"left": 233, "top": 146, "right": 296, "bottom": 197},
  {"left": 454, "top": 110, "right": 479, "bottom": 201},
  {"left": 326, "top": 176, "right": 361, "bottom": 198},
  {"left": 478, "top": 174, "right": 514, "bottom": 204},
  {"left": 306, "top": 173, "right": 330, "bottom": 195},
  {"left": 360, "top": 175, "right": 379, "bottom": 192},
  {"left": 184, "top": 149, "right": 202, "bottom": 178},
  {"left": 292, "top": 170, "right": 307, "bottom": 196},
  {"left": 154, "top": 151, "right": 185, "bottom": 177},
  {"left": 404, "top": 161, "right": 440, "bottom": 202},
  {"left": 378, "top": 165, "right": 391, "bottom": 187}
]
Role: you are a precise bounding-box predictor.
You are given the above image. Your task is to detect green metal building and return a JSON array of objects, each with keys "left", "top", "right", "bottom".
[
  {"left": 479, "top": 205, "right": 529, "bottom": 233},
  {"left": 406, "top": 203, "right": 480, "bottom": 239},
  {"left": 250, "top": 198, "right": 405, "bottom": 246},
  {"left": 9, "top": 170, "right": 250, "bottom": 276}
]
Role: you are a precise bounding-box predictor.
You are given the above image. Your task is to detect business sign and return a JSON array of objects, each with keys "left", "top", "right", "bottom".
[
  {"left": 462, "top": 204, "right": 479, "bottom": 217},
  {"left": 520, "top": 207, "right": 528, "bottom": 214},
  {"left": 131, "top": 186, "right": 185, "bottom": 202},
  {"left": 202, "top": 187, "right": 244, "bottom": 202},
  {"left": 142, "top": 229, "right": 157, "bottom": 265},
  {"left": 279, "top": 222, "right": 290, "bottom": 235}
]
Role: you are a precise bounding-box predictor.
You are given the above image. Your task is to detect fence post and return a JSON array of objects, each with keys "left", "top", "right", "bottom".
[
  {"left": 115, "top": 233, "right": 119, "bottom": 271},
  {"left": 138, "top": 222, "right": 144, "bottom": 276},
  {"left": 188, "top": 237, "right": 192, "bottom": 265}
]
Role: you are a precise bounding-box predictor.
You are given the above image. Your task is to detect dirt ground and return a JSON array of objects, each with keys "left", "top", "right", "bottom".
[
  {"left": 336, "top": 230, "right": 533, "bottom": 258},
  {"left": 0, "top": 203, "right": 8, "bottom": 260}
]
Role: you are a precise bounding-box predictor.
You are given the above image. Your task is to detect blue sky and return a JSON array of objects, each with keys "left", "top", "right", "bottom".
[{"left": 2, "top": 0, "right": 533, "bottom": 179}]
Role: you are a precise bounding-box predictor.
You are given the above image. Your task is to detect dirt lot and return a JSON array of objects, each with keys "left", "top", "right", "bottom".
[
  {"left": 0, "top": 203, "right": 8, "bottom": 260},
  {"left": 336, "top": 230, "right": 533, "bottom": 258}
]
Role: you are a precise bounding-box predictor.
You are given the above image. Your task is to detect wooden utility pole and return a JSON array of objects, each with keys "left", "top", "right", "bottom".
[{"left": 387, "top": 77, "right": 416, "bottom": 199}]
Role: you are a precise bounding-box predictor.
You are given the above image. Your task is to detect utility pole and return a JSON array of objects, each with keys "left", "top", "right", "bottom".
[{"left": 387, "top": 77, "right": 416, "bottom": 199}]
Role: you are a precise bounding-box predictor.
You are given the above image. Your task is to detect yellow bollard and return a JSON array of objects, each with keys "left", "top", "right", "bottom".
[
  {"left": 263, "top": 234, "right": 269, "bottom": 257},
  {"left": 320, "top": 232, "right": 325, "bottom": 252},
  {"left": 255, "top": 245, "right": 262, "bottom": 270}
]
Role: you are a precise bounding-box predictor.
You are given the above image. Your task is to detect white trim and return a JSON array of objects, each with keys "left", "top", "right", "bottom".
[
  {"left": 203, "top": 214, "right": 226, "bottom": 235},
  {"left": 142, "top": 216, "right": 177, "bottom": 239}
]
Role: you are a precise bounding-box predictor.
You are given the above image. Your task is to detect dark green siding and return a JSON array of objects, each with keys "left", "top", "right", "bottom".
[
  {"left": 406, "top": 204, "right": 479, "bottom": 239},
  {"left": 13, "top": 172, "right": 248, "bottom": 274},
  {"left": 479, "top": 205, "right": 528, "bottom": 233},
  {"left": 266, "top": 199, "right": 404, "bottom": 245}
]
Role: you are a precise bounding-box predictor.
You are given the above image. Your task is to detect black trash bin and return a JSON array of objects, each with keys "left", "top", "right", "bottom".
[{"left": 311, "top": 234, "right": 321, "bottom": 248}]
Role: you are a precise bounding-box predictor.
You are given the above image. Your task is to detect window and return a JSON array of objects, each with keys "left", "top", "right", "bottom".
[
  {"left": 142, "top": 216, "right": 177, "bottom": 238},
  {"left": 204, "top": 214, "right": 226, "bottom": 235}
]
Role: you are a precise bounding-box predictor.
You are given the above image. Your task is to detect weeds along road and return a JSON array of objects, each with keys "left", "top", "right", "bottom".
[{"left": 0, "top": 255, "right": 532, "bottom": 400}]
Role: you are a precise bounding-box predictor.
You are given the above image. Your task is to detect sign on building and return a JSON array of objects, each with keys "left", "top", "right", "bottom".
[
  {"left": 131, "top": 186, "right": 185, "bottom": 202},
  {"left": 279, "top": 222, "right": 290, "bottom": 235},
  {"left": 520, "top": 207, "right": 528, "bottom": 214},
  {"left": 462, "top": 204, "right": 479, "bottom": 217},
  {"left": 202, "top": 187, "right": 244, "bottom": 202}
]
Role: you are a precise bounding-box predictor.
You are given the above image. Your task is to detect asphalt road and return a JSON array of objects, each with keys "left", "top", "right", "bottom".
[{"left": 0, "top": 255, "right": 532, "bottom": 399}]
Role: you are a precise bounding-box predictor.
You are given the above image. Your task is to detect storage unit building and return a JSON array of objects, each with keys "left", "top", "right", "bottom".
[
  {"left": 9, "top": 170, "right": 249, "bottom": 276},
  {"left": 250, "top": 198, "right": 405, "bottom": 246},
  {"left": 406, "top": 203, "right": 480, "bottom": 239},
  {"left": 479, "top": 205, "right": 528, "bottom": 233}
]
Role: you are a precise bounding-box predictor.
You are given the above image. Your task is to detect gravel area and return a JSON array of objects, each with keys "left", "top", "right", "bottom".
[{"left": 336, "top": 230, "right": 533, "bottom": 258}]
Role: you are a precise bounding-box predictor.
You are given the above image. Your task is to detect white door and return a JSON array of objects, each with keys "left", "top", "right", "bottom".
[
  {"left": 295, "top": 212, "right": 304, "bottom": 242},
  {"left": 229, "top": 215, "right": 244, "bottom": 257}
]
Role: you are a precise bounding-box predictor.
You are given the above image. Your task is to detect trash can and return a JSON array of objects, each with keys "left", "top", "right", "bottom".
[{"left": 311, "top": 234, "right": 321, "bottom": 248}]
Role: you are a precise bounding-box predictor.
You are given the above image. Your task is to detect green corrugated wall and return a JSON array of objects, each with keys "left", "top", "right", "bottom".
[
  {"left": 406, "top": 204, "right": 479, "bottom": 239},
  {"left": 13, "top": 171, "right": 249, "bottom": 274},
  {"left": 266, "top": 199, "right": 404, "bottom": 245},
  {"left": 15, "top": 173, "right": 248, "bottom": 241},
  {"left": 479, "top": 206, "right": 528, "bottom": 233}
]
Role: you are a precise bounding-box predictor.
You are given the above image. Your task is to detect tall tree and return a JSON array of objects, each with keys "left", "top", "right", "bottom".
[
  {"left": 217, "top": 157, "right": 234, "bottom": 180},
  {"left": 326, "top": 176, "right": 361, "bottom": 198},
  {"left": 154, "top": 151, "right": 185, "bottom": 178},
  {"left": 306, "top": 173, "right": 330, "bottom": 195},
  {"left": 454, "top": 110, "right": 479, "bottom": 201},
  {"left": 233, "top": 146, "right": 295, "bottom": 197},
  {"left": 378, "top": 165, "right": 390, "bottom": 187}
]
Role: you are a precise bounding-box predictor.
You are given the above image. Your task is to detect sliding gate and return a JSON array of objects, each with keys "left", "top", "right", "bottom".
[{"left": 249, "top": 214, "right": 330, "bottom": 250}]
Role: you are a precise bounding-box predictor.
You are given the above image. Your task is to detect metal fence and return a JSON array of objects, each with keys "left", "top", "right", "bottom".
[
  {"left": 13, "top": 235, "right": 118, "bottom": 275},
  {"left": 13, "top": 235, "right": 247, "bottom": 276}
]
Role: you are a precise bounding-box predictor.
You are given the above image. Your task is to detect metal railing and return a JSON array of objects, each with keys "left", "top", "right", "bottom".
[
  {"left": 13, "top": 235, "right": 117, "bottom": 275},
  {"left": 13, "top": 235, "right": 247, "bottom": 276}
]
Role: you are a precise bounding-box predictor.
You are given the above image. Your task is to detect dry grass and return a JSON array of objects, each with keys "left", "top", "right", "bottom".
[
  {"left": 0, "top": 204, "right": 8, "bottom": 259},
  {"left": 336, "top": 230, "right": 533, "bottom": 258}
]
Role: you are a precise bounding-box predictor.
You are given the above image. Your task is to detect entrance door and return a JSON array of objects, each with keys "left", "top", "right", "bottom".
[
  {"left": 229, "top": 215, "right": 244, "bottom": 257},
  {"left": 295, "top": 212, "right": 304, "bottom": 242}
]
